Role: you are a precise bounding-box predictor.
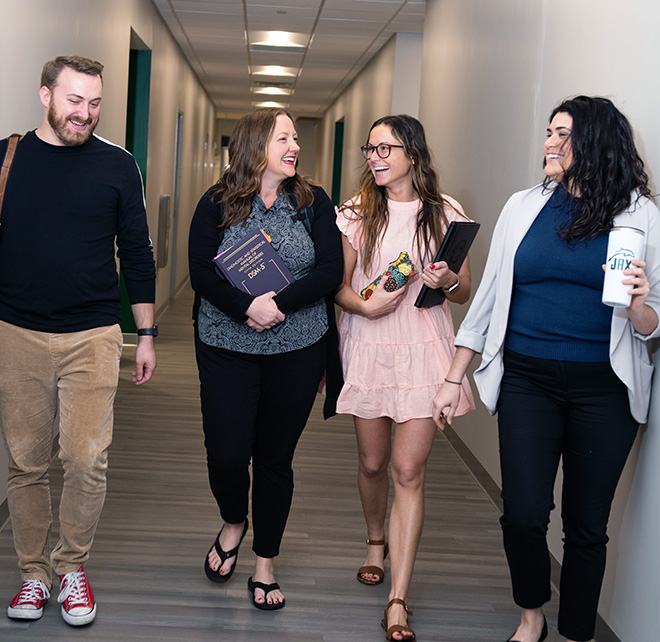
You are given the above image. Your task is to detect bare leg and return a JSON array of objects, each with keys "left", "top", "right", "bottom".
[
  {"left": 354, "top": 416, "right": 392, "bottom": 582},
  {"left": 508, "top": 607, "right": 546, "bottom": 642},
  {"left": 386, "top": 417, "right": 437, "bottom": 641},
  {"left": 207, "top": 521, "right": 246, "bottom": 576},
  {"left": 251, "top": 556, "right": 284, "bottom": 606}
]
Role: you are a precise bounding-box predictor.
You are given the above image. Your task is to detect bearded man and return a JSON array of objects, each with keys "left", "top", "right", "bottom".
[{"left": 0, "top": 55, "right": 156, "bottom": 627}]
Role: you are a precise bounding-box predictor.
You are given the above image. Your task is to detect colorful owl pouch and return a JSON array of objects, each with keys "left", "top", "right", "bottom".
[{"left": 360, "top": 251, "right": 417, "bottom": 300}]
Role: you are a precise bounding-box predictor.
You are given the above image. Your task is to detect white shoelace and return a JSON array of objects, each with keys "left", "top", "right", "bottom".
[
  {"left": 57, "top": 570, "right": 89, "bottom": 607},
  {"left": 16, "top": 579, "right": 50, "bottom": 605}
]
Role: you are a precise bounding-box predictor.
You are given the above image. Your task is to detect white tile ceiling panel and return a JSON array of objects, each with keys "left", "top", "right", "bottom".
[
  {"left": 151, "top": 0, "right": 424, "bottom": 115},
  {"left": 328, "top": 0, "right": 403, "bottom": 8},
  {"left": 246, "top": 5, "right": 319, "bottom": 19},
  {"left": 315, "top": 22, "right": 393, "bottom": 37},
  {"left": 297, "top": 67, "right": 347, "bottom": 81},
  {"left": 169, "top": 0, "right": 244, "bottom": 11},
  {"left": 182, "top": 35, "right": 246, "bottom": 48},
  {"left": 248, "top": 0, "right": 324, "bottom": 8},
  {"left": 176, "top": 17, "right": 245, "bottom": 31},
  {"left": 200, "top": 62, "right": 250, "bottom": 76},
  {"left": 304, "top": 35, "right": 374, "bottom": 55}
]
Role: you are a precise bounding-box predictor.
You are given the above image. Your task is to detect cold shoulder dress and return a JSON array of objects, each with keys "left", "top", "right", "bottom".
[{"left": 336, "top": 197, "right": 475, "bottom": 422}]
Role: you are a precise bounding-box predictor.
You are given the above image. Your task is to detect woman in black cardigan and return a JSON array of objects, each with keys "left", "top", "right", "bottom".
[{"left": 188, "top": 108, "right": 343, "bottom": 610}]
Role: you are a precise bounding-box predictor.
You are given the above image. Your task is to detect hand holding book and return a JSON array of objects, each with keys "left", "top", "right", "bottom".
[{"left": 245, "top": 292, "right": 285, "bottom": 332}]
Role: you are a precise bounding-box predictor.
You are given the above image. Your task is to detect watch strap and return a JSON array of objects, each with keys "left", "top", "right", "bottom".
[{"left": 137, "top": 325, "right": 158, "bottom": 337}]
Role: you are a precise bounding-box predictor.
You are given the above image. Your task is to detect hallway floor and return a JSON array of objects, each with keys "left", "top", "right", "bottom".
[{"left": 0, "top": 284, "right": 563, "bottom": 641}]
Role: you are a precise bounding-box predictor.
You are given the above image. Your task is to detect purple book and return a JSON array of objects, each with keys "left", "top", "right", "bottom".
[{"left": 213, "top": 229, "right": 295, "bottom": 296}]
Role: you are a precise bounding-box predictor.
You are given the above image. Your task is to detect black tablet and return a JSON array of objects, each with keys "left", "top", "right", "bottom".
[{"left": 414, "top": 221, "right": 480, "bottom": 308}]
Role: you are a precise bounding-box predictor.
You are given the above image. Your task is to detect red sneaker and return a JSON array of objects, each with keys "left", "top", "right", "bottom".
[
  {"left": 57, "top": 566, "right": 96, "bottom": 626},
  {"left": 7, "top": 579, "right": 50, "bottom": 620}
]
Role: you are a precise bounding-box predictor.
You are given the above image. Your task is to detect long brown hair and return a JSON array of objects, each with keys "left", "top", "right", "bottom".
[
  {"left": 339, "top": 114, "right": 461, "bottom": 273},
  {"left": 212, "top": 108, "right": 314, "bottom": 227}
]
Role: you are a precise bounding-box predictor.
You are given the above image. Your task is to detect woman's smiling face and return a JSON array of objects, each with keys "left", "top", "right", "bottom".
[
  {"left": 367, "top": 124, "right": 413, "bottom": 197},
  {"left": 544, "top": 111, "right": 574, "bottom": 182},
  {"left": 262, "top": 114, "right": 300, "bottom": 186}
]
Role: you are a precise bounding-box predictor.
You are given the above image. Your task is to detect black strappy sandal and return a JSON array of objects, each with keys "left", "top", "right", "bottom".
[{"left": 204, "top": 519, "right": 248, "bottom": 583}]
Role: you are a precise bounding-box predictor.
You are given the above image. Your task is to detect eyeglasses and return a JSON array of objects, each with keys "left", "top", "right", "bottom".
[{"left": 360, "top": 143, "right": 405, "bottom": 159}]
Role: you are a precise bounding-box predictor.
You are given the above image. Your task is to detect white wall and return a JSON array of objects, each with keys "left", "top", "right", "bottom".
[
  {"left": 0, "top": 0, "right": 215, "bottom": 505},
  {"left": 419, "top": 1, "right": 660, "bottom": 640}
]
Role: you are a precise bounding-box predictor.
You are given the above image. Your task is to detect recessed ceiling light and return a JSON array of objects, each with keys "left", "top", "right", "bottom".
[
  {"left": 252, "top": 101, "right": 289, "bottom": 109},
  {"left": 250, "top": 31, "right": 307, "bottom": 51},
  {"left": 251, "top": 87, "right": 293, "bottom": 96},
  {"left": 257, "top": 31, "right": 301, "bottom": 47},
  {"left": 251, "top": 65, "right": 297, "bottom": 77}
]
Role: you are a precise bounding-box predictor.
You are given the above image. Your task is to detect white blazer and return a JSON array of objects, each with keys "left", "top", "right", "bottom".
[{"left": 456, "top": 183, "right": 660, "bottom": 424}]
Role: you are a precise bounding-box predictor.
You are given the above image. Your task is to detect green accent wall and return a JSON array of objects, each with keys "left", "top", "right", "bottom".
[
  {"left": 121, "top": 47, "right": 152, "bottom": 332},
  {"left": 331, "top": 119, "right": 344, "bottom": 206}
]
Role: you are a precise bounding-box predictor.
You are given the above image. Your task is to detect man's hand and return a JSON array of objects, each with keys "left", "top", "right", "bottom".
[
  {"left": 132, "top": 337, "right": 156, "bottom": 384},
  {"left": 130, "top": 303, "right": 156, "bottom": 384}
]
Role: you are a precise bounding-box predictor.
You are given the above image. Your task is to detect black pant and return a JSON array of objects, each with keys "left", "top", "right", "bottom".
[
  {"left": 195, "top": 335, "right": 327, "bottom": 558},
  {"left": 497, "top": 349, "right": 638, "bottom": 642}
]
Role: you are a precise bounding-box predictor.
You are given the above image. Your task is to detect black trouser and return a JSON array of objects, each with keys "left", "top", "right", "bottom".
[
  {"left": 195, "top": 334, "right": 327, "bottom": 558},
  {"left": 497, "top": 349, "right": 639, "bottom": 642}
]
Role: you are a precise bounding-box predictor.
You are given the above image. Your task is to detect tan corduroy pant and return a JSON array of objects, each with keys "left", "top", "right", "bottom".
[{"left": 0, "top": 320, "right": 122, "bottom": 588}]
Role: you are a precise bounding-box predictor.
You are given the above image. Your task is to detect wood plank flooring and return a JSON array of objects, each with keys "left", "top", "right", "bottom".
[{"left": 0, "top": 284, "right": 563, "bottom": 641}]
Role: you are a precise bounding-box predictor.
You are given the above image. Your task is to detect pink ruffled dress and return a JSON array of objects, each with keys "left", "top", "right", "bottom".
[{"left": 336, "top": 197, "right": 475, "bottom": 422}]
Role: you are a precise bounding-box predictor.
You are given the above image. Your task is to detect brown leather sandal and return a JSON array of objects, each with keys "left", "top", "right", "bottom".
[
  {"left": 356, "top": 538, "right": 389, "bottom": 585},
  {"left": 381, "top": 598, "right": 416, "bottom": 641}
]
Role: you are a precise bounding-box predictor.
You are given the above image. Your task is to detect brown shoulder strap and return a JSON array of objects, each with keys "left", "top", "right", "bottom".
[{"left": 0, "top": 134, "right": 23, "bottom": 223}]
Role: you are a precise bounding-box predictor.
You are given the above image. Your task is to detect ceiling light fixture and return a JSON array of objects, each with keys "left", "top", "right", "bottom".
[
  {"left": 251, "top": 65, "right": 297, "bottom": 77},
  {"left": 252, "top": 101, "right": 289, "bottom": 109},
  {"left": 251, "top": 87, "right": 293, "bottom": 96},
  {"left": 250, "top": 31, "right": 307, "bottom": 54}
]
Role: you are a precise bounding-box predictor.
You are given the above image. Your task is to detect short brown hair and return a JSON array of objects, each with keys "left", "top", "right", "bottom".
[{"left": 41, "top": 55, "right": 104, "bottom": 90}]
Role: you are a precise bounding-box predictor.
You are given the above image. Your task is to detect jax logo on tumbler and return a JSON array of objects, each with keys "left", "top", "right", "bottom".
[{"left": 607, "top": 247, "right": 634, "bottom": 271}]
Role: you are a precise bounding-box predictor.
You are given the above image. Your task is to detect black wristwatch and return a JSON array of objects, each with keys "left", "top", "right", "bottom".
[{"left": 137, "top": 325, "right": 158, "bottom": 337}]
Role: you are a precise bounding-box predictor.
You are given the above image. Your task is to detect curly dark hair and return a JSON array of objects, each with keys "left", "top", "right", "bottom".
[
  {"left": 542, "top": 95, "right": 652, "bottom": 242},
  {"left": 339, "top": 114, "right": 464, "bottom": 273},
  {"left": 212, "top": 108, "right": 314, "bottom": 227}
]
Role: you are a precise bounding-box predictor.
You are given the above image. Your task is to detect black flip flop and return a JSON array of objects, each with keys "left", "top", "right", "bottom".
[
  {"left": 204, "top": 518, "right": 248, "bottom": 583},
  {"left": 247, "top": 576, "right": 285, "bottom": 611}
]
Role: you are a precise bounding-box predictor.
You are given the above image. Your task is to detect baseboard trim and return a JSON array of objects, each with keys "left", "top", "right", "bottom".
[{"left": 440, "top": 425, "right": 621, "bottom": 642}]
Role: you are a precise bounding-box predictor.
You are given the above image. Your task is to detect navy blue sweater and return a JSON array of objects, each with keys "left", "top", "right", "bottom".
[
  {"left": 506, "top": 186, "right": 612, "bottom": 362},
  {"left": 0, "top": 131, "right": 155, "bottom": 333}
]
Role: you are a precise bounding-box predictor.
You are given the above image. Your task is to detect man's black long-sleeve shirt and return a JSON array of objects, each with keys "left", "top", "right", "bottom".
[{"left": 0, "top": 131, "right": 155, "bottom": 332}]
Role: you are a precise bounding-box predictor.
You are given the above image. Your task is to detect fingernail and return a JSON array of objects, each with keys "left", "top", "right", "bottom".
[
  {"left": 385, "top": 271, "right": 390, "bottom": 276},
  {"left": 429, "top": 264, "right": 435, "bottom": 269}
]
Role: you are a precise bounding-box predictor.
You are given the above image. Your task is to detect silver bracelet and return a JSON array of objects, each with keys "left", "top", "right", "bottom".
[{"left": 442, "top": 274, "right": 460, "bottom": 293}]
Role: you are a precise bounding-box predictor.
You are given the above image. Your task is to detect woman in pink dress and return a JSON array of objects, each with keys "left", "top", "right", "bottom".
[{"left": 335, "top": 115, "right": 475, "bottom": 642}]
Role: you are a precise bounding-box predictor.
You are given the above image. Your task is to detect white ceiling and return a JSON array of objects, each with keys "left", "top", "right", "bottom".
[{"left": 151, "top": 0, "right": 426, "bottom": 117}]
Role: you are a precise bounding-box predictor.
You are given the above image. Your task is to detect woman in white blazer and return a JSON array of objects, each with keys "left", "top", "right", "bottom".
[{"left": 433, "top": 96, "right": 660, "bottom": 642}]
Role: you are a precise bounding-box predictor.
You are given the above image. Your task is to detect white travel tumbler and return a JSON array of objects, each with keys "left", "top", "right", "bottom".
[{"left": 602, "top": 226, "right": 645, "bottom": 308}]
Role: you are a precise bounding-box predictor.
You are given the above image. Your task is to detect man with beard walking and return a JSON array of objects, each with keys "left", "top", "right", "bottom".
[{"left": 0, "top": 55, "right": 156, "bottom": 627}]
